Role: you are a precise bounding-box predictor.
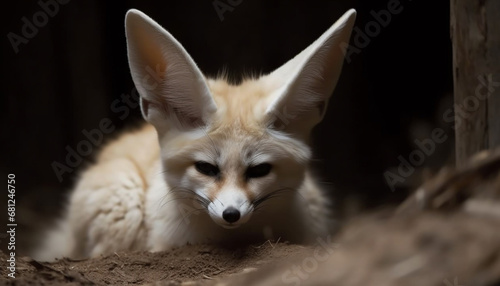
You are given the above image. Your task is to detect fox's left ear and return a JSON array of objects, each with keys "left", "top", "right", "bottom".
[{"left": 264, "top": 9, "right": 356, "bottom": 136}]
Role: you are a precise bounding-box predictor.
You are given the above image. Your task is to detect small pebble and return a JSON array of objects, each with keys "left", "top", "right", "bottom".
[{"left": 241, "top": 267, "right": 258, "bottom": 274}]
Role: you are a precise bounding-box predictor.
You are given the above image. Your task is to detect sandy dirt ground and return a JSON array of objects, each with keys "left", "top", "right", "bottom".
[{"left": 1, "top": 241, "right": 310, "bottom": 285}]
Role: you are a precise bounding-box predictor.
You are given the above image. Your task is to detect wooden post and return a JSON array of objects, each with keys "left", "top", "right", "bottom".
[{"left": 450, "top": 0, "right": 500, "bottom": 167}]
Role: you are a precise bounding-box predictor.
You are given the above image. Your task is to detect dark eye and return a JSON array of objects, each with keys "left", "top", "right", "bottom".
[
  {"left": 194, "top": 161, "right": 220, "bottom": 177},
  {"left": 246, "top": 163, "right": 272, "bottom": 179}
]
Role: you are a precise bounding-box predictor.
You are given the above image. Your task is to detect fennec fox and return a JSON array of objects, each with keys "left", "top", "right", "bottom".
[{"left": 35, "top": 8, "right": 356, "bottom": 260}]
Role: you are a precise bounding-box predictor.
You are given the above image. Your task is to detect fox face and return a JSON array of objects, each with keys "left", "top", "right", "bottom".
[
  {"left": 125, "top": 10, "right": 356, "bottom": 229},
  {"left": 160, "top": 120, "right": 311, "bottom": 229}
]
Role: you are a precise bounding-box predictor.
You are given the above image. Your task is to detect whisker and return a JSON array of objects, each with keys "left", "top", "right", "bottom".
[
  {"left": 252, "top": 187, "right": 296, "bottom": 209},
  {"left": 171, "top": 207, "right": 205, "bottom": 234},
  {"left": 215, "top": 196, "right": 224, "bottom": 207},
  {"left": 160, "top": 196, "right": 203, "bottom": 209},
  {"left": 157, "top": 186, "right": 212, "bottom": 210}
]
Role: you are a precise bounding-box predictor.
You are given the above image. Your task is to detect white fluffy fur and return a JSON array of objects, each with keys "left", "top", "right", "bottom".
[{"left": 33, "top": 8, "right": 356, "bottom": 261}]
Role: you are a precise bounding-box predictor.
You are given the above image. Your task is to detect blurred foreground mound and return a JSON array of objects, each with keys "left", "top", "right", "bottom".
[{"left": 212, "top": 148, "right": 500, "bottom": 286}]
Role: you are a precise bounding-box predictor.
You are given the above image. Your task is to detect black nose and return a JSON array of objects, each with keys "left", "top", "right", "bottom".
[{"left": 222, "top": 207, "right": 240, "bottom": 223}]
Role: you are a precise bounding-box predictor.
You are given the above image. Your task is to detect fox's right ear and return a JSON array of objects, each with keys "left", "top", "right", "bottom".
[{"left": 125, "top": 9, "right": 217, "bottom": 133}]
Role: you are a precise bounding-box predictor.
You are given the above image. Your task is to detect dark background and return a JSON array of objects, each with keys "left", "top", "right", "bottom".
[{"left": 1, "top": 0, "right": 452, "bottom": 253}]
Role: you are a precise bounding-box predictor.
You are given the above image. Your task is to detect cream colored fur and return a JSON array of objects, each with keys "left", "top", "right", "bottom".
[{"left": 34, "top": 8, "right": 356, "bottom": 261}]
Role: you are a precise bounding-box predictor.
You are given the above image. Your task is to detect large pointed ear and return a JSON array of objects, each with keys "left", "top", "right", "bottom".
[
  {"left": 125, "top": 9, "right": 217, "bottom": 133},
  {"left": 264, "top": 9, "right": 356, "bottom": 136}
]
